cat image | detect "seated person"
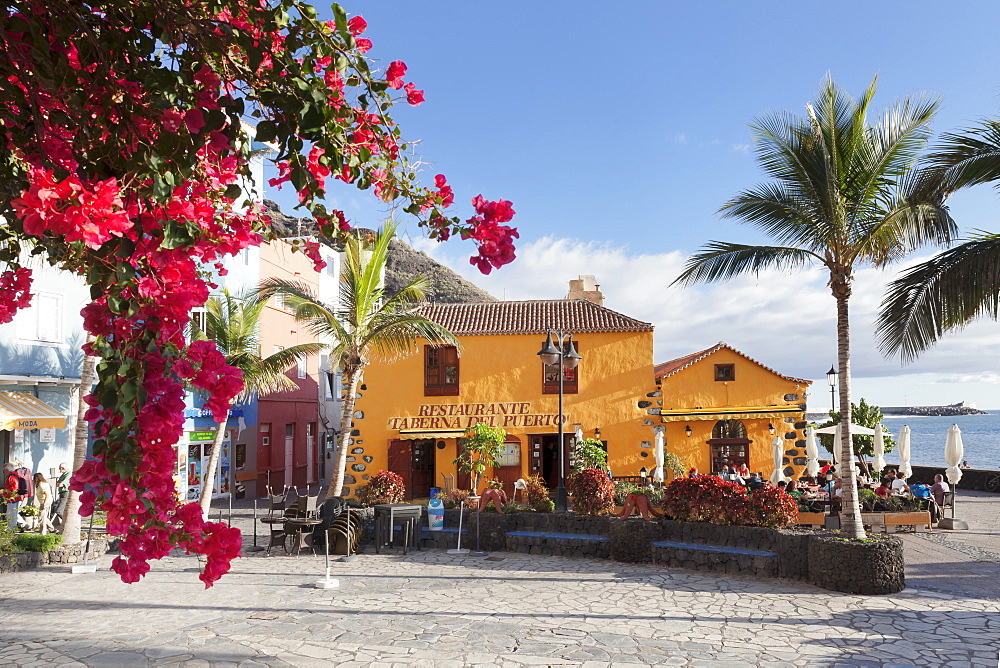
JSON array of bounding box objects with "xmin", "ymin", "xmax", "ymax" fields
[
  {"xmin": 785, "ymin": 479, "xmax": 803, "ymax": 500},
  {"xmin": 727, "ymin": 466, "xmax": 745, "ymax": 485},
  {"xmin": 890, "ymin": 471, "xmax": 909, "ymax": 494},
  {"xmin": 687, "ymin": 467, "xmax": 699, "ymax": 478},
  {"xmin": 747, "ymin": 472, "xmax": 764, "ymax": 491},
  {"xmin": 776, "ymin": 480, "xmax": 788, "ymax": 491},
  {"xmin": 875, "ymin": 478, "xmax": 892, "ymax": 498},
  {"xmin": 735, "ymin": 462, "xmax": 750, "ymax": 478},
  {"xmin": 930, "ymin": 474, "xmax": 950, "ymax": 506}
]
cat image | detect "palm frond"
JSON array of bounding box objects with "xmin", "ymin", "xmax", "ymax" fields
[
  {"xmin": 876, "ymin": 233, "xmax": 1000, "ymax": 360},
  {"xmin": 929, "ymin": 120, "xmax": 1000, "ymax": 190},
  {"xmin": 673, "ymin": 242, "xmax": 821, "ymax": 286}
]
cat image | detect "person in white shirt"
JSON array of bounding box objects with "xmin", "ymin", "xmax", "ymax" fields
[{"xmin": 890, "ymin": 471, "xmax": 909, "ymax": 494}]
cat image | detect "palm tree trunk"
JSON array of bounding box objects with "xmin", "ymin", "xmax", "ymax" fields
[
  {"xmin": 836, "ymin": 293, "xmax": 866, "ymax": 539},
  {"xmin": 327, "ymin": 367, "xmax": 362, "ymax": 499},
  {"xmin": 60, "ymin": 340, "xmax": 97, "ymax": 544},
  {"xmin": 198, "ymin": 412, "xmax": 231, "ymax": 519}
]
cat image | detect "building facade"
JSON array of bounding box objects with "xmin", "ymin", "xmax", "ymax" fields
[
  {"xmin": 344, "ymin": 297, "xmax": 657, "ymax": 499},
  {"xmin": 654, "ymin": 343, "xmax": 811, "ymax": 479}
]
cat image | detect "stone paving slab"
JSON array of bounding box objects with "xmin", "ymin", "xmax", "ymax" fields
[{"xmin": 0, "ymin": 545, "xmax": 996, "ymax": 666}]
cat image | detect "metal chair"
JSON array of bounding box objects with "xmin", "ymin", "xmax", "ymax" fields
[{"xmin": 260, "ymin": 493, "xmax": 289, "ymax": 555}]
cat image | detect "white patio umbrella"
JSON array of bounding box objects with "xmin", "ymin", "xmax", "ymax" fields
[
  {"xmin": 653, "ymin": 430, "xmax": 665, "ymax": 483},
  {"xmin": 944, "ymin": 424, "xmax": 964, "ymax": 487},
  {"xmin": 769, "ymin": 436, "xmax": 785, "ymax": 485},
  {"xmin": 897, "ymin": 425, "xmax": 912, "ymax": 477},
  {"xmin": 941, "ymin": 423, "xmax": 969, "ymax": 530},
  {"xmin": 804, "ymin": 427, "xmax": 821, "ymax": 477},
  {"xmin": 573, "ymin": 425, "xmax": 584, "ymax": 469},
  {"xmin": 832, "ymin": 423, "xmax": 842, "ymax": 474},
  {"xmin": 872, "ymin": 423, "xmax": 886, "ymax": 476}
]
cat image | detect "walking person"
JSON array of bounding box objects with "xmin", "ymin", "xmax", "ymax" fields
[
  {"xmin": 50, "ymin": 462, "xmax": 70, "ymax": 527},
  {"xmin": 33, "ymin": 473, "xmax": 55, "ymax": 534}
]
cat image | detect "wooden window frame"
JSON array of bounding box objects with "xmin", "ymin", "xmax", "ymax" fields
[
  {"xmin": 714, "ymin": 363, "xmax": 735, "ymax": 382},
  {"xmin": 424, "ymin": 345, "xmax": 459, "ymax": 396}
]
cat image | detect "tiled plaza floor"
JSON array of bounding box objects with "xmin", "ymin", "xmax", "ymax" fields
[{"xmin": 0, "ymin": 493, "xmax": 996, "ymax": 667}]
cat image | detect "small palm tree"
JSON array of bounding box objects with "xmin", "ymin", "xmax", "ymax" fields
[
  {"xmin": 192, "ymin": 290, "xmax": 322, "ymax": 517},
  {"xmin": 673, "ymin": 75, "xmax": 956, "ymax": 538},
  {"xmin": 878, "ymin": 120, "xmax": 1000, "ymax": 359},
  {"xmin": 260, "ymin": 221, "xmax": 459, "ymax": 499}
]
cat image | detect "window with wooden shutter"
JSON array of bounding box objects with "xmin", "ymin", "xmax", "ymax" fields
[
  {"xmin": 424, "ymin": 345, "xmax": 459, "ymax": 396},
  {"xmin": 542, "ymin": 340, "xmax": 579, "ymax": 394}
]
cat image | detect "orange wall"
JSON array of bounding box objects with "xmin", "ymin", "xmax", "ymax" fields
[
  {"xmin": 657, "ymin": 347, "xmax": 810, "ymax": 480},
  {"xmin": 347, "ymin": 329, "xmax": 657, "ymax": 496}
]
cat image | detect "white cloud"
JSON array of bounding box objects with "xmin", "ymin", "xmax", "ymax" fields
[
  {"xmin": 731, "ymin": 143, "xmax": 751, "ymax": 154},
  {"xmin": 669, "ymin": 133, "xmax": 689, "ymax": 145},
  {"xmin": 410, "ymin": 237, "xmax": 1000, "ymax": 407}
]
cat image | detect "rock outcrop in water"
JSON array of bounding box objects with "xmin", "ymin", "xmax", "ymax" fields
[{"xmin": 881, "ymin": 402, "xmax": 987, "ymax": 417}]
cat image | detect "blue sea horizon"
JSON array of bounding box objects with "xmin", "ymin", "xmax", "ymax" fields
[{"xmin": 806, "ymin": 410, "xmax": 999, "ymax": 469}]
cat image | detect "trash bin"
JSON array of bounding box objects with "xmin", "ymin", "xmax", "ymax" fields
[{"xmin": 427, "ymin": 497, "xmax": 444, "ymax": 531}]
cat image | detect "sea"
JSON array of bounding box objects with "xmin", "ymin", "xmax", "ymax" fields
[{"xmin": 807, "ymin": 411, "xmax": 1000, "ymax": 469}]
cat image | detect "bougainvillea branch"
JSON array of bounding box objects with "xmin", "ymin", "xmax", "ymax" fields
[{"xmin": 0, "ymin": 0, "xmax": 516, "ymax": 586}]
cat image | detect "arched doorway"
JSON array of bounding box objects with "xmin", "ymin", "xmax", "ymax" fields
[{"xmin": 707, "ymin": 419, "xmax": 751, "ymax": 473}]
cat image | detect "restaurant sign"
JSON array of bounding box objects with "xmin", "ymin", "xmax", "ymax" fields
[{"xmin": 387, "ymin": 402, "xmax": 569, "ymax": 430}]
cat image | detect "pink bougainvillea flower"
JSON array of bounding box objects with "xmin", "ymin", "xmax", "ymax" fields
[
  {"xmin": 404, "ymin": 82, "xmax": 424, "ymax": 106},
  {"xmin": 386, "ymin": 60, "xmax": 407, "ymax": 89},
  {"xmin": 347, "ymin": 15, "xmax": 367, "ymax": 35}
]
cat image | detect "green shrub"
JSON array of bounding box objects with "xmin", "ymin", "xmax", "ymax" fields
[
  {"xmin": 613, "ymin": 481, "xmax": 638, "ymax": 505},
  {"xmin": 532, "ymin": 499, "xmax": 555, "ymax": 513},
  {"xmin": 13, "ymin": 533, "xmax": 63, "ymax": 553},
  {"xmin": 524, "ymin": 474, "xmax": 550, "ymax": 506}
]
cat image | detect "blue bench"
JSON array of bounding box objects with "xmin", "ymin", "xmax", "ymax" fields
[
  {"xmin": 506, "ymin": 531, "xmax": 609, "ymax": 542},
  {"xmin": 649, "ymin": 540, "xmax": 776, "ymax": 558},
  {"xmin": 650, "ymin": 540, "xmax": 777, "ymax": 577}
]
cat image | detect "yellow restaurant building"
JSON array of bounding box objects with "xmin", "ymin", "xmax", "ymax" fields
[
  {"xmin": 654, "ymin": 343, "xmax": 812, "ymax": 480},
  {"xmin": 343, "ymin": 294, "xmax": 656, "ymax": 499},
  {"xmin": 344, "ymin": 284, "xmax": 812, "ymax": 500}
]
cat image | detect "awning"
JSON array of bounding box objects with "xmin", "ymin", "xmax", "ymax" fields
[
  {"xmin": 398, "ymin": 428, "xmax": 467, "ymax": 440},
  {"xmin": 0, "ymin": 392, "xmax": 67, "ymax": 430},
  {"xmin": 659, "ymin": 405, "xmax": 802, "ymax": 423}
]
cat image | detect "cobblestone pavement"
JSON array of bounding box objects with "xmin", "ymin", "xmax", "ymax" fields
[{"xmin": 0, "ymin": 492, "xmax": 996, "ymax": 666}]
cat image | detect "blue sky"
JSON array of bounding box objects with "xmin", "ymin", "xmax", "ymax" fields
[{"xmin": 267, "ymin": 1, "xmax": 1000, "ymax": 409}]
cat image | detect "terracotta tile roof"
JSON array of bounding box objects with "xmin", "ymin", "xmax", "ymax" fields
[
  {"xmin": 654, "ymin": 342, "xmax": 811, "ymax": 385},
  {"xmin": 414, "ymin": 300, "xmax": 653, "ymax": 336}
]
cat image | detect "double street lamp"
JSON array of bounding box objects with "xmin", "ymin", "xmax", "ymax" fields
[{"xmin": 537, "ymin": 330, "xmax": 582, "ymax": 512}]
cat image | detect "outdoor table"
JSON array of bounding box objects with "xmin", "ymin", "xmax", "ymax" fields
[
  {"xmin": 285, "ymin": 518, "xmax": 322, "ymax": 555},
  {"xmin": 374, "ymin": 504, "xmax": 422, "ymax": 554}
]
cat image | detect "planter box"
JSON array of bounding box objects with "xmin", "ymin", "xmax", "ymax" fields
[
  {"xmin": 883, "ymin": 511, "xmax": 932, "ymax": 532},
  {"xmin": 797, "ymin": 512, "xmax": 826, "ymax": 528},
  {"xmin": 860, "ymin": 513, "xmax": 886, "ymax": 531},
  {"xmin": 807, "ymin": 534, "xmax": 905, "ymax": 594}
]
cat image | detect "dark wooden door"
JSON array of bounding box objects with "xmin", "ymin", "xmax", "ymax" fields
[
  {"xmin": 387, "ymin": 439, "xmax": 412, "ymax": 496},
  {"xmin": 410, "ymin": 439, "xmax": 434, "ymax": 498},
  {"xmin": 495, "ymin": 439, "xmax": 522, "ymax": 498}
]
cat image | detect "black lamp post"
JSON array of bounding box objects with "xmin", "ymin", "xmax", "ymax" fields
[
  {"xmin": 826, "ymin": 365, "xmax": 839, "ymax": 469},
  {"xmin": 537, "ymin": 330, "xmax": 581, "ymax": 512}
]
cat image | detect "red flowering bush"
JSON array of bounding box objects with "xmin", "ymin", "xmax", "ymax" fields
[
  {"xmin": 355, "ymin": 470, "xmax": 406, "ymax": 506},
  {"xmin": 745, "ymin": 486, "xmax": 799, "ymax": 528},
  {"xmin": 567, "ymin": 468, "xmax": 615, "ymax": 516},
  {"xmin": 0, "ymin": 0, "xmax": 516, "ymax": 586},
  {"xmin": 662, "ymin": 477, "xmax": 799, "ymax": 528},
  {"xmin": 523, "ymin": 475, "xmax": 554, "ymax": 513},
  {"xmin": 662, "ymin": 476, "xmax": 749, "ymax": 525}
]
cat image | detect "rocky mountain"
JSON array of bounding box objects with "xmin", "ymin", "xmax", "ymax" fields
[{"xmin": 262, "ymin": 199, "xmax": 496, "ymax": 304}]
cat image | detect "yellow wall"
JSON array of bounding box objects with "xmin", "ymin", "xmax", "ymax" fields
[
  {"xmin": 345, "ymin": 329, "xmax": 656, "ymax": 496},
  {"xmin": 657, "ymin": 347, "xmax": 810, "ymax": 480}
]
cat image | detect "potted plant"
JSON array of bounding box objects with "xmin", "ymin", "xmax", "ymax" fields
[
  {"xmin": 18, "ymin": 504, "xmax": 39, "ymax": 531},
  {"xmin": 454, "ymin": 423, "xmax": 506, "ymax": 496},
  {"xmin": 355, "ymin": 470, "xmax": 406, "ymax": 506}
]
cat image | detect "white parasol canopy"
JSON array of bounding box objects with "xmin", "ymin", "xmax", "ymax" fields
[
  {"xmin": 770, "ymin": 436, "xmax": 785, "ymax": 484},
  {"xmin": 873, "ymin": 422, "xmax": 887, "ymax": 475},
  {"xmin": 653, "ymin": 430, "xmax": 665, "ymax": 483},
  {"xmin": 804, "ymin": 427, "xmax": 821, "ymax": 477},
  {"xmin": 944, "ymin": 423, "xmax": 964, "ymax": 486},
  {"xmin": 897, "ymin": 425, "xmax": 912, "ymax": 477},
  {"xmin": 813, "ymin": 423, "xmax": 878, "ymax": 436}
]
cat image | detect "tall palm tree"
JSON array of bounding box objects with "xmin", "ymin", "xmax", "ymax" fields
[
  {"xmin": 192, "ymin": 290, "xmax": 322, "ymax": 517},
  {"xmin": 260, "ymin": 222, "xmax": 459, "ymax": 499},
  {"xmin": 878, "ymin": 120, "xmax": 1000, "ymax": 359},
  {"xmin": 673, "ymin": 75, "xmax": 956, "ymax": 538}
]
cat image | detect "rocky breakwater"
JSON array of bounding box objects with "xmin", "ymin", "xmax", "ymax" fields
[{"xmin": 881, "ymin": 402, "xmax": 987, "ymax": 417}]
